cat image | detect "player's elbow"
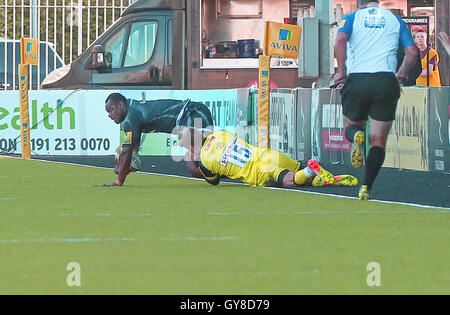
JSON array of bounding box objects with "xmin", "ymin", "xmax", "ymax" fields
[
  {"xmin": 205, "ymin": 176, "xmax": 220, "ymax": 186},
  {"xmin": 334, "ymin": 33, "xmax": 348, "ymax": 48},
  {"xmin": 405, "ymin": 45, "xmax": 419, "ymax": 58}
]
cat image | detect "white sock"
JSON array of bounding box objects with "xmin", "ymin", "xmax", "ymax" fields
[{"xmin": 303, "ymin": 166, "xmax": 315, "ymax": 178}]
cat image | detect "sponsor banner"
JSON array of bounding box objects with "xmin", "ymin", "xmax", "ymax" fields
[
  {"xmin": 311, "ymin": 88, "xmax": 351, "ymax": 165},
  {"xmin": 20, "ymin": 37, "xmax": 38, "ymax": 65},
  {"xmin": 269, "ymin": 89, "xmax": 296, "ymax": 159},
  {"xmin": 264, "ymin": 21, "xmax": 302, "ymax": 59},
  {"xmin": 322, "ymin": 103, "xmax": 344, "ymax": 129},
  {"xmin": 322, "ymin": 130, "xmax": 351, "ymax": 152},
  {"xmin": 119, "ymin": 89, "xmax": 248, "ymax": 156},
  {"xmin": 254, "ymin": 86, "xmax": 449, "ymax": 172},
  {"xmin": 125, "ymin": 132, "xmax": 180, "ymax": 156},
  {"xmin": 0, "ymin": 90, "xmax": 120, "ymax": 155},
  {"xmin": 428, "ymin": 87, "xmax": 449, "ymax": 172},
  {"xmin": 296, "ymin": 88, "xmax": 312, "ymax": 162},
  {"xmin": 385, "ymin": 88, "xmax": 429, "ymax": 171}
]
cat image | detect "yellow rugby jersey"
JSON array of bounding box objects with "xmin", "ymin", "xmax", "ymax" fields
[{"xmin": 200, "ymin": 131, "xmax": 300, "ymax": 187}]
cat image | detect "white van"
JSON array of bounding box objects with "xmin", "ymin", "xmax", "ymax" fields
[{"xmin": 0, "ymin": 38, "xmax": 64, "ymax": 89}]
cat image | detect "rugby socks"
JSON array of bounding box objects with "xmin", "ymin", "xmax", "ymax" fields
[
  {"xmin": 345, "ymin": 125, "xmax": 364, "ymax": 143},
  {"xmin": 302, "ymin": 166, "xmax": 316, "ymax": 178},
  {"xmin": 294, "ymin": 167, "xmax": 315, "ymax": 186},
  {"xmin": 364, "ymin": 146, "xmax": 386, "ymax": 190}
]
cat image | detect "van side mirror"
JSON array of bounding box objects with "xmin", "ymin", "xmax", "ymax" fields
[
  {"xmin": 90, "ymin": 45, "xmax": 107, "ymax": 71},
  {"xmin": 104, "ymin": 51, "xmax": 112, "ymax": 70}
]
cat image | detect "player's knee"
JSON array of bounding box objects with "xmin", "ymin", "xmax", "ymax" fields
[{"xmin": 369, "ymin": 134, "xmax": 387, "ymax": 148}]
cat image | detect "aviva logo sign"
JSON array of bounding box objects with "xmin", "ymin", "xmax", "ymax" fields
[
  {"xmin": 20, "ymin": 37, "xmax": 38, "ymax": 65},
  {"xmin": 264, "ymin": 21, "xmax": 302, "ymax": 59},
  {"xmin": 278, "ymin": 29, "xmax": 292, "ymax": 41}
]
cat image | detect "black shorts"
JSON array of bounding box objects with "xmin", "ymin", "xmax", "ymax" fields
[
  {"xmin": 178, "ymin": 102, "xmax": 214, "ymax": 130},
  {"xmin": 341, "ymin": 72, "xmax": 401, "ymax": 122}
]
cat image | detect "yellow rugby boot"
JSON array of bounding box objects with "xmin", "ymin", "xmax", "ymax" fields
[
  {"xmin": 351, "ymin": 130, "xmax": 365, "ymax": 168},
  {"xmin": 358, "ymin": 185, "xmax": 370, "ymax": 200},
  {"xmin": 311, "ymin": 176, "xmax": 325, "ymax": 187},
  {"xmin": 333, "ymin": 175, "xmax": 359, "ymax": 186},
  {"xmin": 307, "ymin": 159, "xmax": 335, "ymax": 184}
]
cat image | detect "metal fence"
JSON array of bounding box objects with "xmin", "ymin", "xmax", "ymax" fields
[{"xmin": 0, "ymin": 0, "xmax": 136, "ymax": 90}]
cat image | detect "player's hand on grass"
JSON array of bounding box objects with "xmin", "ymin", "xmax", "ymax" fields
[{"xmin": 102, "ymin": 180, "xmax": 122, "ymax": 187}]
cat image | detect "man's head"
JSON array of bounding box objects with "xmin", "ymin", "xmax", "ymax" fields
[
  {"xmin": 414, "ymin": 30, "xmax": 427, "ymax": 47},
  {"xmin": 105, "ymin": 93, "xmax": 127, "ymax": 124}
]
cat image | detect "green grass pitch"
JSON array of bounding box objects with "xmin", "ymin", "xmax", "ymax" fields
[{"xmin": 0, "ymin": 157, "xmax": 449, "ymax": 294}]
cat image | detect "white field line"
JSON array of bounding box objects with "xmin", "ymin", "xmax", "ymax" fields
[
  {"xmin": 0, "ymin": 236, "xmax": 237, "ymax": 245},
  {"xmin": 0, "ymin": 176, "xmax": 39, "ymax": 178},
  {"xmin": 0, "ymin": 208, "xmax": 448, "ymax": 219},
  {"xmin": 5, "ymin": 156, "xmax": 450, "ymax": 211}
]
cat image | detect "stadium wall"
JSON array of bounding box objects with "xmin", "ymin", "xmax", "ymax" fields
[
  {"xmin": 251, "ymin": 86, "xmax": 450, "ymax": 173},
  {"xmin": 0, "ymin": 88, "xmax": 250, "ymax": 157},
  {"xmin": 1, "ymin": 86, "xmax": 448, "ymax": 173}
]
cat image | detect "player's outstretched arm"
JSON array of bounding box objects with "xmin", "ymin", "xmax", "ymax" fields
[{"xmin": 103, "ymin": 144, "xmax": 135, "ymax": 186}]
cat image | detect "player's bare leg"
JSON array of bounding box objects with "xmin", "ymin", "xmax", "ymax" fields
[
  {"xmin": 281, "ymin": 160, "xmax": 337, "ymax": 188},
  {"xmin": 358, "ymin": 118, "xmax": 393, "ymax": 200}
]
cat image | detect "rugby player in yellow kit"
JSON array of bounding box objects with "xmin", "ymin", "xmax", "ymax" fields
[{"xmin": 179, "ymin": 127, "xmax": 358, "ymax": 188}]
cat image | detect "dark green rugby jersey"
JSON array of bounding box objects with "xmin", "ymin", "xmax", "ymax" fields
[{"xmin": 120, "ymin": 99, "xmax": 213, "ymax": 146}]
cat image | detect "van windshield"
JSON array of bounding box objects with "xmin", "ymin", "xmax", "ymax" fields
[
  {"xmin": 124, "ymin": 21, "xmax": 158, "ymax": 67},
  {"xmin": 104, "ymin": 21, "xmax": 158, "ymax": 69}
]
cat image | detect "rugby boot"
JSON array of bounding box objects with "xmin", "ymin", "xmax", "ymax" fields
[
  {"xmin": 358, "ymin": 185, "xmax": 370, "ymax": 200},
  {"xmin": 351, "ymin": 130, "xmax": 365, "ymax": 168},
  {"xmin": 307, "ymin": 159, "xmax": 336, "ymax": 184}
]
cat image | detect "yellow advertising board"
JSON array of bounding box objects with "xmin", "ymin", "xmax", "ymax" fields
[
  {"xmin": 20, "ymin": 37, "xmax": 39, "ymax": 65},
  {"xmin": 263, "ymin": 21, "xmax": 302, "ymax": 59},
  {"xmin": 384, "ymin": 88, "xmax": 428, "ymax": 171},
  {"xmin": 18, "ymin": 37, "xmax": 38, "ymax": 159},
  {"xmin": 258, "ymin": 55, "xmax": 271, "ymax": 148},
  {"xmin": 18, "ymin": 64, "xmax": 31, "ymax": 159}
]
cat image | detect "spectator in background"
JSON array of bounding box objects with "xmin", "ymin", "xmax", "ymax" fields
[
  {"xmin": 437, "ymin": 32, "xmax": 450, "ymax": 56},
  {"xmin": 414, "ymin": 30, "xmax": 441, "ymax": 86}
]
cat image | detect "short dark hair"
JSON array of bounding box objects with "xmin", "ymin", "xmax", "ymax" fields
[
  {"xmin": 105, "ymin": 93, "xmax": 127, "ymax": 105},
  {"xmin": 358, "ymin": 0, "xmax": 378, "ymax": 5}
]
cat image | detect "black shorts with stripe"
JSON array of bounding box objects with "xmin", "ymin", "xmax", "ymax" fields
[{"xmin": 341, "ymin": 72, "xmax": 401, "ymax": 122}]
